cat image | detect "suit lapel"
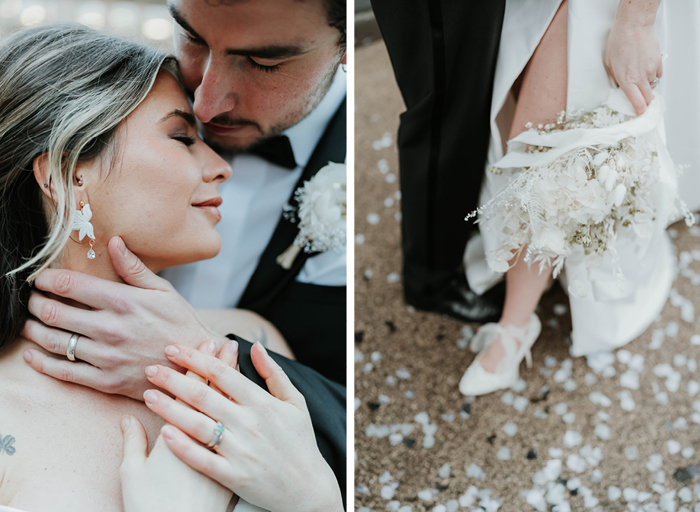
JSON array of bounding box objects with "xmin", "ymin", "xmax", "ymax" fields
[{"xmin": 238, "ymin": 98, "xmax": 346, "ymax": 309}]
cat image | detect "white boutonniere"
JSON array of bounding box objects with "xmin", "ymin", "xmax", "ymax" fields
[{"xmin": 276, "ymin": 162, "xmax": 346, "ymax": 269}]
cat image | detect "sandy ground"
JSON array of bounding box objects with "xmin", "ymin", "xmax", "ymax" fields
[{"xmin": 354, "ymin": 40, "xmax": 700, "ymax": 512}]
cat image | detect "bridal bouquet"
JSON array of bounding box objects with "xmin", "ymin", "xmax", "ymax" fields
[
  {"xmin": 469, "ymin": 91, "xmax": 691, "ymax": 279},
  {"xmin": 277, "ymin": 161, "xmax": 346, "ymax": 269}
]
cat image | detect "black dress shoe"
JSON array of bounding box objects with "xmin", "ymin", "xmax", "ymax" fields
[{"xmin": 405, "ymin": 273, "xmax": 504, "ymax": 323}]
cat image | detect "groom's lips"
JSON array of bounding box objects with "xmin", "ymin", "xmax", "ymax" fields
[
  {"xmin": 204, "ymin": 122, "xmax": 251, "ymax": 137},
  {"xmin": 193, "ymin": 197, "xmax": 223, "ymax": 222}
]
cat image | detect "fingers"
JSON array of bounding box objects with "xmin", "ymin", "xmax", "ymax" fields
[
  {"xmin": 160, "ymin": 425, "xmax": 231, "ymax": 487},
  {"xmin": 145, "ymin": 363, "xmax": 233, "ymax": 418},
  {"xmin": 619, "ymin": 81, "xmax": 647, "ymax": 115},
  {"xmin": 108, "ymin": 236, "xmax": 172, "ymax": 292},
  {"xmin": 183, "ymin": 340, "xmax": 217, "ymax": 386},
  {"xmin": 163, "ymin": 344, "xmax": 265, "ymax": 405},
  {"xmin": 250, "ymin": 342, "xmax": 306, "ymax": 410},
  {"xmin": 143, "ymin": 388, "xmax": 228, "ymax": 447},
  {"xmin": 21, "ymin": 319, "xmax": 97, "ymax": 363},
  {"xmin": 27, "ymin": 291, "xmax": 103, "ymax": 337},
  {"xmin": 22, "ymin": 348, "xmax": 113, "ymax": 391},
  {"xmin": 638, "ymin": 79, "xmax": 655, "ymax": 105},
  {"xmin": 217, "ymin": 340, "xmax": 239, "ymax": 370},
  {"xmin": 120, "ymin": 415, "xmax": 148, "ymax": 471},
  {"xmin": 33, "ymin": 269, "xmax": 117, "ymax": 310},
  {"xmin": 210, "ymin": 341, "xmax": 239, "ymax": 395}
]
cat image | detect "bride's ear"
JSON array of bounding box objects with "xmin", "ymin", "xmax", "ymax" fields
[
  {"xmin": 33, "ymin": 154, "xmax": 88, "ymax": 205},
  {"xmin": 32, "ymin": 153, "xmax": 55, "ymax": 201}
]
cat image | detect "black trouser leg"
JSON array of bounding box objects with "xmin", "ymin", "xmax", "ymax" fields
[{"xmin": 371, "ymin": 0, "xmax": 506, "ymax": 300}]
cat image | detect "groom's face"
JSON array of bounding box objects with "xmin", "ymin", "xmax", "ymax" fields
[{"xmin": 168, "ymin": 0, "xmax": 344, "ymax": 151}]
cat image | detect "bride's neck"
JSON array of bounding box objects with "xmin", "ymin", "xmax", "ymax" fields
[{"xmin": 53, "ymin": 238, "xmax": 128, "ymax": 284}]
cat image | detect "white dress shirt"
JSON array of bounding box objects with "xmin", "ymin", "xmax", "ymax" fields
[{"xmin": 161, "ymin": 69, "xmax": 347, "ymax": 308}]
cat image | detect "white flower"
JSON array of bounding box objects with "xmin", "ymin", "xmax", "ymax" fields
[
  {"xmin": 610, "ymin": 183, "xmax": 627, "ymax": 208},
  {"xmin": 532, "ymin": 228, "xmax": 568, "ymax": 255},
  {"xmin": 290, "ymin": 162, "xmax": 346, "ymax": 253},
  {"xmin": 471, "ymin": 99, "xmax": 689, "ymax": 282},
  {"xmin": 72, "ymin": 204, "xmax": 95, "ymax": 241}
]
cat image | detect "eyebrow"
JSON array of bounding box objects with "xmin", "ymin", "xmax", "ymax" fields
[
  {"xmin": 167, "ymin": 2, "xmax": 308, "ymax": 60},
  {"xmin": 168, "ymin": 2, "xmax": 207, "ymax": 44},
  {"xmin": 159, "ymin": 109, "xmax": 197, "ymax": 127}
]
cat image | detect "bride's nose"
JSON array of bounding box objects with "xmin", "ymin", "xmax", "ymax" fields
[{"xmin": 201, "ymin": 145, "xmax": 232, "ymax": 183}]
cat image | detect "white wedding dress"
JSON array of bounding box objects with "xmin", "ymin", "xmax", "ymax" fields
[{"xmin": 465, "ymin": 0, "xmax": 700, "ymax": 356}]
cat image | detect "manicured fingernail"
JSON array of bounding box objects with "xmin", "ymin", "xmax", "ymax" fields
[
  {"xmin": 23, "ymin": 350, "xmax": 32, "ymax": 363},
  {"xmin": 226, "ymin": 341, "xmax": 237, "ymax": 354},
  {"xmin": 118, "ymin": 236, "xmax": 128, "ymax": 257},
  {"xmin": 207, "ymin": 340, "xmax": 216, "ymax": 353},
  {"xmin": 164, "ymin": 345, "xmax": 179, "ymax": 357},
  {"xmin": 121, "ymin": 415, "xmax": 131, "ymax": 432},
  {"xmin": 143, "ymin": 390, "xmax": 158, "ymax": 403},
  {"xmin": 256, "ymin": 341, "xmax": 268, "ymax": 355},
  {"xmin": 145, "ymin": 365, "xmax": 158, "ymax": 377},
  {"xmin": 161, "ymin": 425, "xmax": 173, "ymax": 439}
]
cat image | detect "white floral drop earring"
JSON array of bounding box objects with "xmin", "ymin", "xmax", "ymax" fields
[{"xmin": 73, "ymin": 200, "xmax": 96, "ymax": 259}]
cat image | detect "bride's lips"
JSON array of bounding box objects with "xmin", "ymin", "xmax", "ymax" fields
[
  {"xmin": 204, "ymin": 122, "xmax": 253, "ymax": 137},
  {"xmin": 193, "ymin": 196, "xmax": 223, "ymax": 222}
]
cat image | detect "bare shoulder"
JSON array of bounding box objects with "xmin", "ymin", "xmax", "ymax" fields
[{"xmin": 0, "ymin": 378, "xmax": 24, "ymax": 506}]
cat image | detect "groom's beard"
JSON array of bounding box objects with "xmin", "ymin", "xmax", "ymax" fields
[
  {"xmin": 200, "ymin": 115, "xmax": 289, "ymax": 154},
  {"xmin": 195, "ymin": 58, "xmax": 340, "ymax": 153}
]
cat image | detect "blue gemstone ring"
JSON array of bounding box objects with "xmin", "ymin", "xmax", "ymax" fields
[{"xmin": 207, "ymin": 421, "xmax": 225, "ymax": 449}]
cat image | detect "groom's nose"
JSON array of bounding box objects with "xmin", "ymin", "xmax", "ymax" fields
[{"xmin": 192, "ymin": 57, "xmax": 237, "ymax": 124}]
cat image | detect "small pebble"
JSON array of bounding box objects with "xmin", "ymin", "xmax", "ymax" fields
[
  {"xmin": 503, "ymin": 423, "xmax": 518, "ymax": 437},
  {"xmin": 497, "ymin": 446, "xmax": 511, "ymax": 460},
  {"xmin": 669, "ymin": 440, "xmax": 682, "ymax": 455},
  {"xmin": 594, "ymin": 423, "xmax": 611, "ymax": 440},
  {"xmin": 367, "ymin": 213, "xmax": 380, "ymax": 225},
  {"xmin": 608, "ymin": 486, "xmax": 622, "ymax": 500}
]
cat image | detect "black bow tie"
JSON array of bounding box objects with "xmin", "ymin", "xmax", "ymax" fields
[{"xmin": 245, "ymin": 135, "xmax": 297, "ymax": 170}]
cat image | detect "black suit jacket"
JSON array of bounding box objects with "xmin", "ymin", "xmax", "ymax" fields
[
  {"xmin": 230, "ymin": 335, "xmax": 347, "ymax": 508},
  {"xmin": 238, "ymin": 99, "xmax": 347, "ymax": 385}
]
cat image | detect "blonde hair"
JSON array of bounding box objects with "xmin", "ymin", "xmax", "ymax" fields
[{"xmin": 0, "ymin": 23, "xmax": 178, "ymax": 348}]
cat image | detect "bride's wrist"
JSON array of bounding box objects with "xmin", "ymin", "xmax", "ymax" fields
[{"xmin": 615, "ymin": 0, "xmax": 660, "ymax": 27}]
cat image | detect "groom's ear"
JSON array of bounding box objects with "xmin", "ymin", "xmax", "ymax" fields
[
  {"xmin": 32, "ymin": 153, "xmax": 57, "ymax": 201},
  {"xmin": 340, "ymin": 52, "xmax": 346, "ymax": 66}
]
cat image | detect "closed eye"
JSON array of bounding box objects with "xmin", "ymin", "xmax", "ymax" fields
[
  {"xmin": 249, "ymin": 58, "xmax": 281, "ymax": 74},
  {"xmin": 183, "ymin": 31, "xmax": 205, "ymax": 46},
  {"xmin": 173, "ymin": 135, "xmax": 196, "ymax": 147}
]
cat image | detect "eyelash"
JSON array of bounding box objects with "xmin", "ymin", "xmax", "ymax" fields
[
  {"xmin": 248, "ymin": 59, "xmax": 281, "ymax": 74},
  {"xmin": 174, "ymin": 135, "xmax": 196, "ymax": 147},
  {"xmin": 182, "ymin": 32, "xmax": 282, "ymax": 74},
  {"xmin": 184, "ymin": 32, "xmax": 202, "ymax": 45}
]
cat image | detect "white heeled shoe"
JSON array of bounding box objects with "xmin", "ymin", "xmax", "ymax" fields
[{"xmin": 459, "ymin": 314, "xmax": 541, "ymax": 397}]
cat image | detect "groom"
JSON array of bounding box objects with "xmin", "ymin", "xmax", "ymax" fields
[
  {"xmin": 22, "ymin": 0, "xmax": 347, "ymax": 384},
  {"xmin": 159, "ymin": 0, "xmax": 347, "ymax": 385}
]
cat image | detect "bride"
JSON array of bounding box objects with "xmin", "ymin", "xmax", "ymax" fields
[
  {"xmin": 0, "ymin": 24, "xmax": 342, "ymax": 512},
  {"xmin": 459, "ymin": 0, "xmax": 689, "ymax": 396}
]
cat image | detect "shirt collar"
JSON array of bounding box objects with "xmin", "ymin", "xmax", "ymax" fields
[{"xmin": 284, "ymin": 67, "xmax": 346, "ymax": 169}]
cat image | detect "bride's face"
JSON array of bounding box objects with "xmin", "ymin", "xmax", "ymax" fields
[{"xmin": 80, "ymin": 70, "xmax": 231, "ymax": 271}]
